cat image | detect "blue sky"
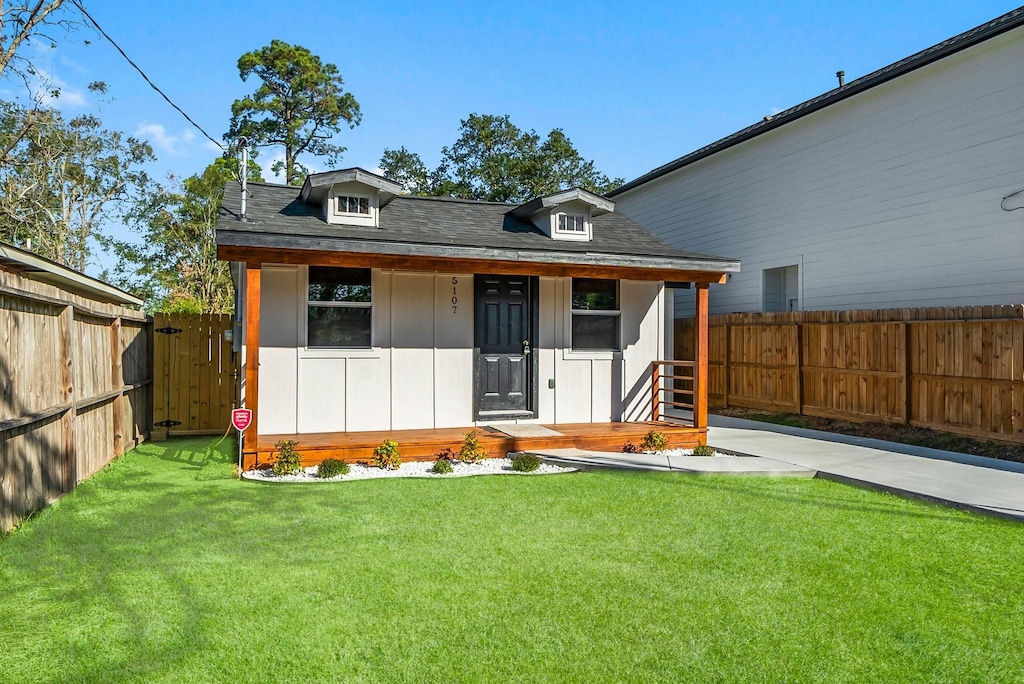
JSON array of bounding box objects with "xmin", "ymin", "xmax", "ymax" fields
[{"xmin": 11, "ymin": 0, "xmax": 1021, "ymax": 273}]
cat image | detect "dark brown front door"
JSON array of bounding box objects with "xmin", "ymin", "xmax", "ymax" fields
[{"xmin": 474, "ymin": 275, "xmax": 534, "ymax": 417}]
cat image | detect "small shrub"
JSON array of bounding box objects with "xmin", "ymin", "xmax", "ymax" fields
[
  {"xmin": 622, "ymin": 441, "xmax": 640, "ymax": 453},
  {"xmin": 317, "ymin": 458, "xmax": 350, "ymax": 478},
  {"xmin": 435, "ymin": 447, "xmax": 455, "ymax": 461},
  {"xmin": 459, "ymin": 430, "xmax": 486, "ymax": 464},
  {"xmin": 272, "ymin": 440, "xmax": 303, "ymax": 476},
  {"xmin": 691, "ymin": 444, "xmax": 714, "ymax": 457},
  {"xmin": 640, "ymin": 430, "xmax": 669, "ymax": 452},
  {"xmin": 511, "ymin": 453, "xmax": 541, "ymax": 472},
  {"xmin": 372, "ymin": 439, "xmax": 401, "ymax": 470},
  {"xmin": 430, "ymin": 458, "xmax": 453, "ymax": 475}
]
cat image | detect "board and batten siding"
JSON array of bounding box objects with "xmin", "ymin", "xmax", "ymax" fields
[
  {"xmin": 244, "ymin": 265, "xmax": 667, "ymax": 434},
  {"xmin": 615, "ymin": 28, "xmax": 1024, "ymax": 317}
]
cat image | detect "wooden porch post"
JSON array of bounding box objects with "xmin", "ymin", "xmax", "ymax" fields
[
  {"xmin": 694, "ymin": 283, "xmax": 710, "ymax": 443},
  {"xmin": 243, "ymin": 263, "xmax": 261, "ymax": 460}
]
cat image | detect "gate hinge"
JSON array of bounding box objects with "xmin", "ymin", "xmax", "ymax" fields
[{"xmin": 155, "ymin": 326, "xmax": 183, "ymax": 334}]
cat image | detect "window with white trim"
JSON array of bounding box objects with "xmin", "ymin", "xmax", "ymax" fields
[
  {"xmin": 307, "ymin": 266, "xmax": 371, "ymax": 347},
  {"xmin": 336, "ymin": 195, "xmax": 370, "ymax": 215},
  {"xmin": 558, "ymin": 214, "xmax": 586, "ymax": 233},
  {"xmin": 571, "ymin": 278, "xmax": 620, "ymax": 350}
]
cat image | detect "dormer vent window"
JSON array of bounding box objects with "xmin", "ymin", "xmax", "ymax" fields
[
  {"xmin": 558, "ymin": 214, "xmax": 587, "ymax": 233},
  {"xmin": 508, "ymin": 188, "xmax": 614, "ymax": 243},
  {"xmin": 337, "ymin": 196, "xmax": 370, "ymax": 215}
]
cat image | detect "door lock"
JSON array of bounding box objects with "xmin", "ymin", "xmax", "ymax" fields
[{"xmin": 522, "ymin": 339, "xmax": 531, "ymax": 355}]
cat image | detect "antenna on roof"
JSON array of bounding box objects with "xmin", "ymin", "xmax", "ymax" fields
[
  {"xmin": 836, "ymin": 70, "xmax": 846, "ymax": 87},
  {"xmin": 239, "ymin": 137, "xmax": 249, "ymax": 222}
]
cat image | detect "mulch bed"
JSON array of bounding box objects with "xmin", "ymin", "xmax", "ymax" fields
[{"xmin": 714, "ymin": 407, "xmax": 1024, "ymax": 465}]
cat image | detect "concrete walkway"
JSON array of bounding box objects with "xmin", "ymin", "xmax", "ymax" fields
[
  {"xmin": 530, "ymin": 447, "xmax": 814, "ymax": 477},
  {"xmin": 708, "ymin": 415, "xmax": 1024, "ymax": 520}
]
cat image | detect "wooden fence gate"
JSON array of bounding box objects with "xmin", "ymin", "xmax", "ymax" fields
[{"xmin": 152, "ymin": 313, "xmax": 238, "ymax": 438}]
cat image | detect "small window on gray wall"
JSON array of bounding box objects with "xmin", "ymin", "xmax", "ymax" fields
[
  {"xmin": 571, "ymin": 278, "xmax": 620, "ymax": 350},
  {"xmin": 763, "ymin": 265, "xmax": 799, "ymax": 312},
  {"xmin": 308, "ymin": 266, "xmax": 371, "ymax": 347}
]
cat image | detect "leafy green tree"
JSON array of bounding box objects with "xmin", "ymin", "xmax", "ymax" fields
[
  {"xmin": 105, "ymin": 156, "xmax": 263, "ymax": 313},
  {"xmin": 380, "ymin": 113, "xmax": 622, "ymax": 203},
  {"xmin": 0, "ymin": 2, "xmax": 90, "ymax": 165},
  {"xmin": 226, "ymin": 40, "xmax": 361, "ymax": 186},
  {"xmin": 378, "ymin": 146, "xmax": 429, "ymax": 195},
  {"xmin": 0, "ymin": 106, "xmax": 154, "ymax": 271}
]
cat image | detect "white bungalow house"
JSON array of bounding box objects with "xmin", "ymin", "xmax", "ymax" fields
[
  {"xmin": 216, "ymin": 168, "xmax": 740, "ymax": 467},
  {"xmin": 610, "ymin": 6, "xmax": 1024, "ymax": 316}
]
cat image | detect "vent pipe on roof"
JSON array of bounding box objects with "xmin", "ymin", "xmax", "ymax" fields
[
  {"xmin": 836, "ymin": 70, "xmax": 846, "ymax": 87},
  {"xmin": 239, "ymin": 137, "xmax": 249, "ymax": 222}
]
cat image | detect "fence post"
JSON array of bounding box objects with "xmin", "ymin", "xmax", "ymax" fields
[
  {"xmin": 110, "ymin": 317, "xmax": 124, "ymax": 459},
  {"xmin": 723, "ymin": 322, "xmax": 730, "ymax": 408},
  {"xmin": 901, "ymin": 321, "xmax": 910, "ymax": 424},
  {"xmin": 58, "ymin": 305, "xmax": 76, "ymax": 490},
  {"xmin": 794, "ymin": 321, "xmax": 803, "ymax": 415}
]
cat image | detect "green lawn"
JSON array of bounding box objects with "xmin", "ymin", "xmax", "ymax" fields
[{"xmin": 1, "ymin": 438, "xmax": 1022, "ymax": 683}]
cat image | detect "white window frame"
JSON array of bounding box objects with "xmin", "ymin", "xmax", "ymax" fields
[
  {"xmin": 335, "ymin": 194, "xmax": 371, "ymax": 216},
  {"xmin": 570, "ymin": 278, "xmax": 621, "ymax": 352},
  {"xmin": 759, "ymin": 256, "xmax": 803, "ymax": 313},
  {"xmin": 557, "ymin": 213, "xmax": 587, "ymax": 234},
  {"xmin": 306, "ymin": 266, "xmax": 373, "ymax": 350}
]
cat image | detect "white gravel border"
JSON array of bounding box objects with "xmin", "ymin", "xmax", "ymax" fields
[{"xmin": 242, "ymin": 455, "xmax": 576, "ymax": 483}]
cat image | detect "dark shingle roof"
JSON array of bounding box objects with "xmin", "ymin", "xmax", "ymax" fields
[
  {"xmin": 610, "ymin": 6, "xmax": 1024, "ymax": 197},
  {"xmin": 217, "ymin": 181, "xmax": 739, "ymax": 272}
]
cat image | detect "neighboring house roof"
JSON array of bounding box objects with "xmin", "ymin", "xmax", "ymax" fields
[
  {"xmin": 609, "ymin": 5, "xmax": 1024, "ymax": 197},
  {"xmin": 217, "ymin": 181, "xmax": 740, "ymax": 274},
  {"xmin": 0, "ymin": 241, "xmax": 143, "ymax": 306}
]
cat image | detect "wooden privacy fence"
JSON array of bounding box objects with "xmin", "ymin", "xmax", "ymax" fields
[
  {"xmin": 1, "ymin": 269, "xmax": 151, "ymax": 533},
  {"xmin": 676, "ymin": 306, "xmax": 1024, "ymax": 444},
  {"xmin": 152, "ymin": 313, "xmax": 238, "ymax": 438}
]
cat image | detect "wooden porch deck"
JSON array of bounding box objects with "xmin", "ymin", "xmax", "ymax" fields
[{"xmin": 249, "ymin": 420, "xmax": 702, "ymax": 469}]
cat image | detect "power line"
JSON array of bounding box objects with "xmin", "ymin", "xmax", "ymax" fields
[{"xmin": 71, "ymin": 0, "xmax": 225, "ymax": 151}]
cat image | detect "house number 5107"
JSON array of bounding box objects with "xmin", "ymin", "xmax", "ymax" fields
[{"xmin": 451, "ymin": 277, "xmax": 458, "ymax": 314}]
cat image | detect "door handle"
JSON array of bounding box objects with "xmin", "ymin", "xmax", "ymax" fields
[{"xmin": 522, "ymin": 339, "xmax": 531, "ymax": 355}]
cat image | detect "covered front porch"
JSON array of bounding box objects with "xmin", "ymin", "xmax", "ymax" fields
[{"xmin": 249, "ymin": 417, "xmax": 703, "ymax": 469}]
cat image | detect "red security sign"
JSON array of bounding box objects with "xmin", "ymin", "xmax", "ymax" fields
[{"xmin": 231, "ymin": 408, "xmax": 253, "ymax": 432}]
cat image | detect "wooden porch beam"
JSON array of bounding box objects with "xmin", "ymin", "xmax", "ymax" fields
[
  {"xmin": 218, "ymin": 244, "xmax": 728, "ymax": 285},
  {"xmin": 243, "ymin": 263, "xmax": 261, "ymax": 455},
  {"xmin": 694, "ymin": 283, "xmax": 710, "ymax": 443}
]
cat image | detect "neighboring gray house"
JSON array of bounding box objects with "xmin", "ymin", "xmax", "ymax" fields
[{"xmin": 610, "ymin": 7, "xmax": 1024, "ymax": 316}]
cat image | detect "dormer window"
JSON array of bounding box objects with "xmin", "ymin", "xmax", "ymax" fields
[
  {"xmin": 301, "ymin": 168, "xmax": 401, "ymax": 228},
  {"xmin": 558, "ymin": 214, "xmax": 587, "ymax": 233},
  {"xmin": 509, "ymin": 188, "xmax": 614, "ymax": 243},
  {"xmin": 337, "ymin": 195, "xmax": 370, "ymax": 215}
]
